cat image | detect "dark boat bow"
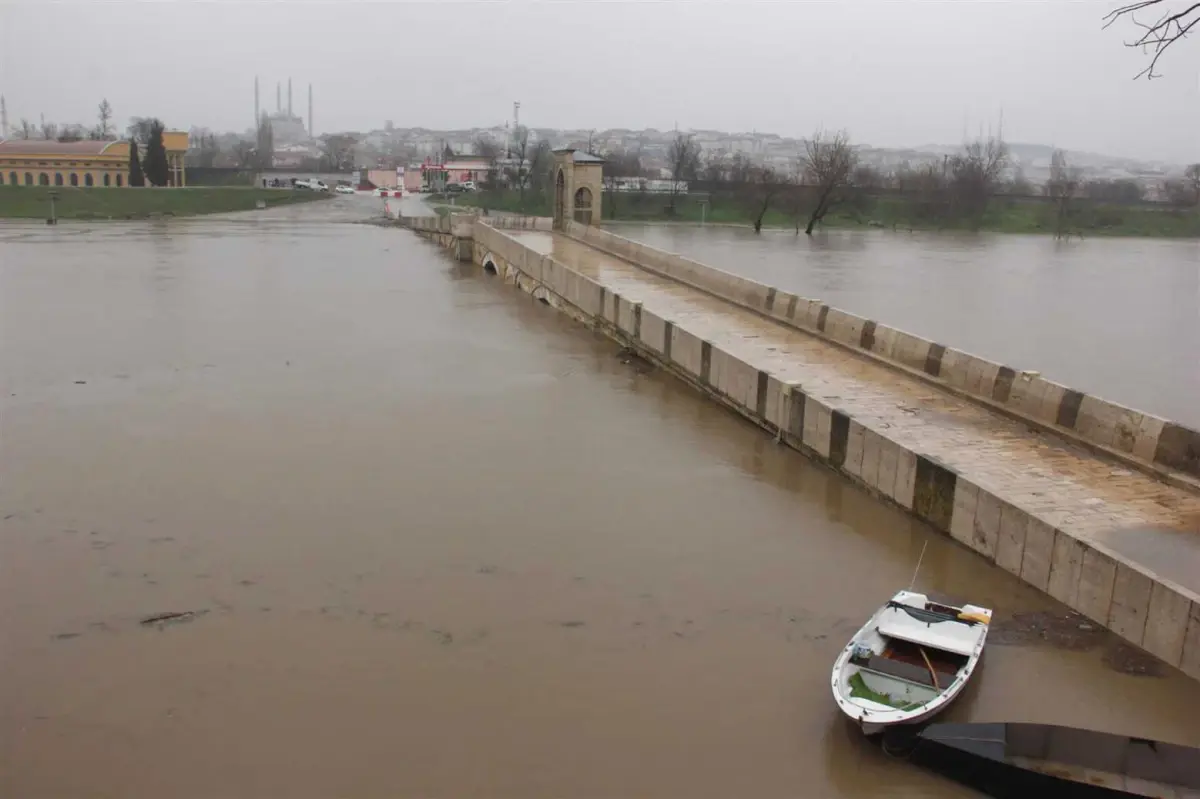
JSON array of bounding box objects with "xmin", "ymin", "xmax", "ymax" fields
[{"xmin": 904, "ymin": 722, "xmax": 1200, "ymax": 798}]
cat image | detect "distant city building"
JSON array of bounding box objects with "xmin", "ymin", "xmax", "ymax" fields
[{"xmin": 0, "ymin": 132, "xmax": 189, "ymax": 187}]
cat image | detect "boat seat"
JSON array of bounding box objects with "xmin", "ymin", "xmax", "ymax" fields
[{"xmin": 866, "ymin": 656, "xmax": 955, "ymax": 689}]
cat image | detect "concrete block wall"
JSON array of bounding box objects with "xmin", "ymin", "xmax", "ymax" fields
[
  {"xmin": 564, "ymin": 222, "xmax": 1200, "ymax": 486},
  {"xmin": 469, "ymin": 222, "xmax": 1200, "ymax": 683}
]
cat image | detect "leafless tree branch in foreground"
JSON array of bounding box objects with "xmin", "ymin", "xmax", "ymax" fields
[{"xmin": 1103, "ymin": 1, "xmax": 1200, "ymax": 78}]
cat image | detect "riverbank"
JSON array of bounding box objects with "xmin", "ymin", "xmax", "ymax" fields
[
  {"xmin": 0, "ymin": 186, "xmax": 331, "ymax": 220},
  {"xmin": 431, "ymin": 190, "xmax": 1200, "ymax": 239}
]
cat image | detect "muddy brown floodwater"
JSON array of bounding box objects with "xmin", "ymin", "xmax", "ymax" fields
[{"xmin": 2, "ymin": 199, "xmax": 1199, "ymax": 798}]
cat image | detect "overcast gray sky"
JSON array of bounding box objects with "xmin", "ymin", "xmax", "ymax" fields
[{"xmin": 2, "ymin": 0, "xmax": 1198, "ymax": 162}]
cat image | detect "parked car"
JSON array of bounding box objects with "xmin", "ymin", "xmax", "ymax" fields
[
  {"xmin": 294, "ymin": 179, "xmax": 329, "ymax": 192},
  {"xmin": 445, "ymin": 183, "xmax": 467, "ymax": 194},
  {"xmin": 335, "ymin": 185, "xmax": 354, "ymax": 195}
]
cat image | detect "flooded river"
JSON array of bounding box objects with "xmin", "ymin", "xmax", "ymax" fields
[
  {"xmin": 613, "ymin": 224, "xmax": 1200, "ymax": 428},
  {"xmin": 3, "ymin": 199, "xmax": 1199, "ymax": 798}
]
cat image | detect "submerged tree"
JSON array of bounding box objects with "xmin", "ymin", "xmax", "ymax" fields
[
  {"xmin": 801, "ymin": 130, "xmax": 858, "ymax": 235},
  {"xmin": 1045, "ymin": 149, "xmax": 1084, "ymax": 239}
]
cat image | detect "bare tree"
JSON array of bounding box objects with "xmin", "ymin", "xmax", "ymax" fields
[
  {"xmin": 526, "ymin": 139, "xmax": 552, "ymax": 195},
  {"xmin": 473, "ymin": 136, "xmax": 500, "ymax": 161},
  {"xmin": 1163, "ymin": 178, "xmax": 1196, "ymax": 207},
  {"xmin": 320, "ymin": 133, "xmax": 358, "ymax": 172},
  {"xmin": 1103, "ymin": 1, "xmax": 1200, "ymax": 78},
  {"xmin": 740, "ymin": 167, "xmax": 782, "ymax": 233},
  {"xmin": 233, "ymin": 140, "xmax": 256, "ymax": 170},
  {"xmin": 1084, "ymin": 178, "xmax": 1144, "ymax": 203},
  {"xmin": 701, "ymin": 152, "xmax": 728, "ymax": 183},
  {"xmin": 667, "ymin": 133, "xmax": 700, "ymax": 213},
  {"xmin": 601, "ymin": 148, "xmax": 644, "ymax": 218},
  {"xmin": 1007, "ymin": 167, "xmax": 1035, "ymax": 196},
  {"xmin": 126, "ymin": 117, "xmax": 156, "ymax": 145},
  {"xmin": 947, "ymin": 136, "xmax": 1008, "ymax": 224},
  {"xmin": 508, "ymin": 125, "xmax": 532, "ymax": 203},
  {"xmin": 1185, "ymin": 163, "xmax": 1200, "ymax": 204},
  {"xmin": 800, "ymin": 129, "xmax": 858, "ymax": 235},
  {"xmin": 39, "ymin": 120, "xmax": 58, "ymax": 140},
  {"xmin": 1045, "ymin": 149, "xmax": 1084, "ymax": 238},
  {"xmin": 56, "ymin": 124, "xmax": 85, "ymax": 143},
  {"xmin": 603, "ymin": 148, "xmax": 643, "ymax": 178},
  {"xmin": 17, "ymin": 119, "xmax": 34, "ymax": 139},
  {"xmin": 97, "ymin": 99, "xmax": 113, "ymax": 138},
  {"xmin": 254, "ymin": 113, "xmax": 274, "ymax": 170}
]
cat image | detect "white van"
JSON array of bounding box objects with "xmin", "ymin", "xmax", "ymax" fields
[{"xmin": 293, "ymin": 179, "xmax": 329, "ymax": 192}]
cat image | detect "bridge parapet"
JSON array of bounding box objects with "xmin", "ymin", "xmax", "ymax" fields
[
  {"xmin": 407, "ymin": 218, "xmax": 1200, "ymax": 683},
  {"xmin": 562, "ymin": 220, "xmax": 1200, "ymax": 490}
]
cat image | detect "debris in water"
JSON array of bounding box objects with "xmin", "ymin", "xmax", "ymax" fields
[
  {"xmin": 140, "ymin": 610, "xmax": 207, "ymax": 628},
  {"xmin": 990, "ymin": 610, "xmax": 1105, "ymax": 650},
  {"xmin": 615, "ymin": 347, "xmax": 654, "ymax": 373},
  {"xmin": 1103, "ymin": 643, "xmax": 1163, "ymax": 677}
]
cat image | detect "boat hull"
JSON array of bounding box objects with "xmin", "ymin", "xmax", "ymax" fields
[
  {"xmin": 832, "ymin": 590, "xmax": 990, "ymax": 736},
  {"xmin": 903, "ymin": 722, "xmax": 1200, "ymax": 799}
]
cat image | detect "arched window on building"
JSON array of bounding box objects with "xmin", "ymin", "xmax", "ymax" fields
[
  {"xmin": 0, "ymin": 172, "xmax": 4, "ymax": 185},
  {"xmin": 116, "ymin": 173, "xmax": 123, "ymax": 187},
  {"xmin": 39, "ymin": 173, "xmax": 50, "ymax": 186},
  {"xmin": 85, "ymin": 174, "xmax": 94, "ymax": 187},
  {"xmin": 9, "ymin": 172, "xmax": 17, "ymax": 185},
  {"xmin": 69, "ymin": 173, "xmax": 79, "ymax": 187},
  {"xmin": 103, "ymin": 174, "xmax": 111, "ymax": 187},
  {"xmin": 24, "ymin": 173, "xmax": 33, "ymax": 185},
  {"xmin": 54, "ymin": 173, "xmax": 63, "ymax": 186}
]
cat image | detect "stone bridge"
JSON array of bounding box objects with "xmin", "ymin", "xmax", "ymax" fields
[{"xmin": 399, "ymin": 151, "xmax": 1200, "ymax": 684}]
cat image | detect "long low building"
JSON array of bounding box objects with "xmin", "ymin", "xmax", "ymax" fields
[{"xmin": 0, "ymin": 132, "xmax": 189, "ymax": 188}]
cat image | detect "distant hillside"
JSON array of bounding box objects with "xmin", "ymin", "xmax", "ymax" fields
[{"xmin": 912, "ymin": 141, "xmax": 1182, "ymax": 171}]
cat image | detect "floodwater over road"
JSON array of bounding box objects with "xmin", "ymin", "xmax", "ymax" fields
[
  {"xmin": 612, "ymin": 224, "xmax": 1200, "ymax": 428},
  {"xmin": 3, "ymin": 198, "xmax": 1199, "ymax": 798}
]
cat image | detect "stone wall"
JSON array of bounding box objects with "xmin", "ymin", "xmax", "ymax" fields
[
  {"xmin": 562, "ymin": 221, "xmax": 1200, "ymax": 488},
  {"xmin": 470, "ymin": 219, "xmax": 1200, "ymax": 683}
]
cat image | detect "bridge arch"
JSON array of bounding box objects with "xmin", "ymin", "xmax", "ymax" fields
[{"xmin": 573, "ymin": 187, "xmax": 593, "ymax": 225}]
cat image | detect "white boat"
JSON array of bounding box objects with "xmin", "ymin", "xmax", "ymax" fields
[{"xmin": 831, "ymin": 590, "xmax": 992, "ymax": 736}]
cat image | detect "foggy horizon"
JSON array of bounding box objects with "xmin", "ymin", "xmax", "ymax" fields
[{"xmin": 3, "ymin": 0, "xmax": 1199, "ymax": 164}]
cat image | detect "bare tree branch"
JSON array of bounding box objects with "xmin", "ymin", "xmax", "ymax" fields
[
  {"xmin": 667, "ymin": 133, "xmax": 700, "ymax": 214},
  {"xmin": 1045, "ymin": 149, "xmax": 1084, "ymax": 239},
  {"xmin": 1103, "ymin": 1, "xmax": 1200, "ymax": 78},
  {"xmin": 801, "ymin": 129, "xmax": 858, "ymax": 236}
]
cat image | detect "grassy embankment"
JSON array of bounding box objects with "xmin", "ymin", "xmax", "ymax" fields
[
  {"xmin": 0, "ymin": 186, "xmax": 331, "ymax": 221},
  {"xmin": 431, "ymin": 190, "xmax": 1200, "ymax": 238}
]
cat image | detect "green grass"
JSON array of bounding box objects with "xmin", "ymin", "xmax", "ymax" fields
[
  {"xmin": 848, "ymin": 671, "xmax": 925, "ymax": 711},
  {"xmin": 432, "ymin": 189, "xmax": 1200, "ymax": 239},
  {"xmin": 0, "ymin": 186, "xmax": 332, "ymax": 221}
]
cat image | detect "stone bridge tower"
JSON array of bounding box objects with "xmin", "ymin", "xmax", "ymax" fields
[{"xmin": 552, "ymin": 149, "xmax": 605, "ymax": 231}]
